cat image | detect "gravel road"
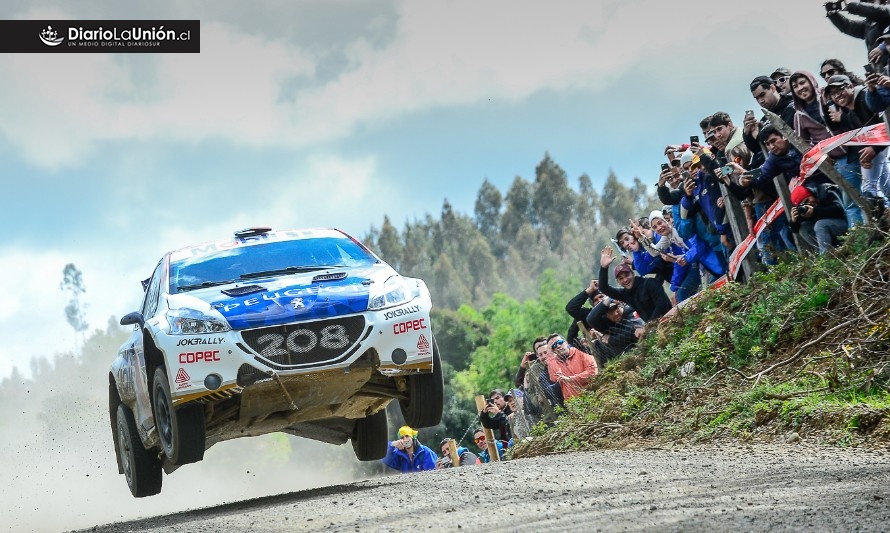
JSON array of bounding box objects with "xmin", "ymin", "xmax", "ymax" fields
[{"xmin": 77, "ymin": 443, "xmax": 890, "ymax": 532}]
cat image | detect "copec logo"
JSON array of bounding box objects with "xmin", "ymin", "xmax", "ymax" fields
[
  {"xmin": 392, "ymin": 318, "xmax": 426, "ymax": 335},
  {"xmin": 39, "ymin": 25, "xmax": 64, "ymax": 47},
  {"xmin": 179, "ymin": 350, "xmax": 220, "ymax": 364}
]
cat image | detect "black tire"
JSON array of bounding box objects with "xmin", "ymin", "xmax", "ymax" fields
[
  {"xmin": 152, "ymin": 367, "xmax": 206, "ymax": 466},
  {"xmin": 352, "ymin": 409, "xmax": 388, "ymax": 461},
  {"xmin": 116, "ymin": 403, "xmax": 163, "ymax": 497},
  {"xmin": 399, "ymin": 337, "xmax": 444, "ymax": 427}
]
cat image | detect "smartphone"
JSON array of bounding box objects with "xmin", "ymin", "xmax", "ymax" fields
[
  {"xmin": 745, "ymin": 109, "xmax": 755, "ymax": 120},
  {"xmin": 865, "ymin": 63, "xmax": 877, "ymax": 75},
  {"xmin": 720, "ymin": 165, "xmax": 734, "ymax": 175},
  {"xmin": 690, "ymin": 135, "xmax": 700, "ymax": 145},
  {"xmin": 661, "ymin": 163, "xmax": 670, "ymax": 172}
]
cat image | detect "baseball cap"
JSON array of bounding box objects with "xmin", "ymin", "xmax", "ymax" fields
[
  {"xmin": 614, "ymin": 262, "xmax": 633, "ymax": 277},
  {"xmin": 770, "ymin": 67, "xmax": 791, "ymax": 79},
  {"xmin": 826, "ymin": 74, "xmax": 851, "ymax": 88},
  {"xmin": 790, "ymin": 186, "xmax": 813, "ymax": 206}
]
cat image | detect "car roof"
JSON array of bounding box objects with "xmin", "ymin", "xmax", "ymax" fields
[{"xmin": 168, "ymin": 228, "xmax": 350, "ymax": 262}]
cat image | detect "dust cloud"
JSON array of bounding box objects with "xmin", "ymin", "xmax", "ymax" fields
[{"xmin": 1, "ymin": 321, "xmax": 383, "ymax": 533}]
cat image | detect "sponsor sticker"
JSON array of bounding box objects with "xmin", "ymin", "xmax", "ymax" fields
[
  {"xmin": 175, "ymin": 368, "xmax": 190, "ymax": 384},
  {"xmin": 392, "ymin": 318, "xmax": 426, "ymax": 335},
  {"xmin": 178, "ymin": 350, "xmax": 220, "ymax": 364},
  {"xmin": 417, "ymin": 334, "xmax": 431, "ymax": 356},
  {"xmin": 383, "ymin": 305, "xmax": 420, "ymax": 320}
]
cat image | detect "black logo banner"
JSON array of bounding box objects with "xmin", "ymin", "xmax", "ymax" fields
[{"xmin": 0, "ymin": 20, "xmax": 200, "ymax": 53}]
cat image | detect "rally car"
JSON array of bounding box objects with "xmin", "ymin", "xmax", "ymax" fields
[{"xmin": 109, "ymin": 227, "xmax": 443, "ymax": 497}]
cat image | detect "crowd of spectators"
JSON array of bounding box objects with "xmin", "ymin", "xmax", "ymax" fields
[{"xmin": 395, "ymin": 1, "xmax": 890, "ymax": 472}]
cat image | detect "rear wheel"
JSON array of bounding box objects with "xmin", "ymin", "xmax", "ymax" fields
[
  {"xmin": 352, "ymin": 409, "xmax": 388, "ymax": 461},
  {"xmin": 116, "ymin": 403, "xmax": 162, "ymax": 497},
  {"xmin": 152, "ymin": 367, "xmax": 206, "ymax": 466},
  {"xmin": 399, "ymin": 337, "xmax": 444, "ymax": 427}
]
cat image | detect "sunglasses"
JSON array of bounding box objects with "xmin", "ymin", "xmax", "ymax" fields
[
  {"xmin": 775, "ymin": 76, "xmax": 789, "ymax": 83},
  {"xmin": 474, "ymin": 436, "xmax": 486, "ymax": 443},
  {"xmin": 551, "ymin": 339, "xmax": 565, "ymax": 349},
  {"xmin": 821, "ymin": 68, "xmax": 839, "ymax": 78}
]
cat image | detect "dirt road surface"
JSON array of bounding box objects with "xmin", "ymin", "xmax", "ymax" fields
[{"xmin": 77, "ymin": 443, "xmax": 890, "ymax": 532}]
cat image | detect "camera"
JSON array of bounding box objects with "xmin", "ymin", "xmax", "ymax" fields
[
  {"xmin": 690, "ymin": 135, "xmax": 700, "ymax": 145},
  {"xmin": 486, "ymin": 398, "xmax": 495, "ymax": 406},
  {"xmin": 661, "ymin": 163, "xmax": 670, "ymax": 172},
  {"xmin": 824, "ymin": 1, "xmax": 844, "ymax": 12},
  {"xmin": 720, "ymin": 165, "xmax": 734, "ymax": 175},
  {"xmin": 865, "ymin": 63, "xmax": 877, "ymax": 75}
]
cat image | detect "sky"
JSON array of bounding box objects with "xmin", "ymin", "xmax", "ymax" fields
[{"xmin": 0, "ymin": 0, "xmax": 868, "ymax": 380}]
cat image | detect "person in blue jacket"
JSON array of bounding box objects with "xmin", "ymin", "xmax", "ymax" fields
[{"xmin": 381, "ymin": 425, "xmax": 437, "ymax": 473}]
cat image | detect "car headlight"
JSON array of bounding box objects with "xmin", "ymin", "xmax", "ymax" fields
[
  {"xmin": 368, "ymin": 276, "xmax": 420, "ymax": 310},
  {"xmin": 166, "ymin": 308, "xmax": 231, "ymax": 335}
]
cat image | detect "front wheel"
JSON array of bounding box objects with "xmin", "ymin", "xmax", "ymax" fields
[
  {"xmin": 152, "ymin": 367, "xmax": 206, "ymax": 466},
  {"xmin": 399, "ymin": 337, "xmax": 444, "ymax": 427},
  {"xmin": 116, "ymin": 403, "xmax": 162, "ymax": 497}
]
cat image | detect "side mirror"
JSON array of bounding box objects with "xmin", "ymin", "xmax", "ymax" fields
[{"xmin": 120, "ymin": 311, "xmax": 145, "ymax": 328}]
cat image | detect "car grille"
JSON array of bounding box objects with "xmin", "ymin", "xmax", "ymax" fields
[{"xmin": 240, "ymin": 315, "xmax": 367, "ymax": 368}]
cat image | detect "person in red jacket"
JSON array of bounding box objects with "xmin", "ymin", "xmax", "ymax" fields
[{"xmin": 545, "ymin": 334, "xmax": 598, "ymax": 400}]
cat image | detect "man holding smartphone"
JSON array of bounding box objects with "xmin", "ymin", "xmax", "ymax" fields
[{"xmin": 789, "ymin": 184, "xmax": 848, "ymax": 254}]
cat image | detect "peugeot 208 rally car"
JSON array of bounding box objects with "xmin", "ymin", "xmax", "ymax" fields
[{"xmin": 109, "ymin": 228, "xmax": 443, "ymax": 497}]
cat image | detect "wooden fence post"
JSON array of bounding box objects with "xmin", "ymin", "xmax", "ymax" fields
[{"xmin": 474, "ymin": 395, "xmax": 500, "ymax": 461}]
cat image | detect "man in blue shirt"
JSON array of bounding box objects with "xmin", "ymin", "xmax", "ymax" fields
[{"xmin": 381, "ymin": 425, "xmax": 437, "ymax": 473}]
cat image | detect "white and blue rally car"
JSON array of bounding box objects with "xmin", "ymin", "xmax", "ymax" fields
[{"xmin": 109, "ymin": 227, "xmax": 443, "ymax": 497}]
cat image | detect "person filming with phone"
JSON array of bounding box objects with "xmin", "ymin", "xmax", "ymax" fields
[{"xmin": 789, "ymin": 184, "xmax": 848, "ymax": 254}]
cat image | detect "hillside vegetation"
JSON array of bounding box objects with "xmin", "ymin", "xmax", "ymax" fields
[{"xmin": 512, "ymin": 225, "xmax": 890, "ymax": 457}]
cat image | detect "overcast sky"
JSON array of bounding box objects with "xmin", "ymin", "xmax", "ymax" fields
[{"xmin": 0, "ymin": 1, "xmax": 865, "ymax": 379}]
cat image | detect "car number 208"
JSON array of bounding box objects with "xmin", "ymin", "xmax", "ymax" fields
[{"xmin": 256, "ymin": 324, "xmax": 351, "ymax": 358}]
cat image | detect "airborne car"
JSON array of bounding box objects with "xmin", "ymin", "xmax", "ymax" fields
[{"xmin": 109, "ymin": 228, "xmax": 443, "ymax": 497}]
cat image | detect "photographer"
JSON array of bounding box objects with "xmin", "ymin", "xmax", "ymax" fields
[
  {"xmin": 479, "ymin": 389, "xmax": 513, "ymax": 445},
  {"xmin": 825, "ymin": 0, "xmax": 890, "ymax": 53},
  {"xmin": 435, "ymin": 438, "xmax": 480, "ymax": 469},
  {"xmin": 789, "ymin": 184, "xmax": 848, "ymax": 254}
]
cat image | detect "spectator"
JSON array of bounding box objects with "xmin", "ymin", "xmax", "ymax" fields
[
  {"xmin": 744, "ymin": 76, "xmax": 797, "ymax": 166},
  {"xmin": 680, "ymin": 143, "xmax": 735, "ymax": 268},
  {"xmin": 771, "ymin": 67, "xmax": 792, "ymax": 95},
  {"xmin": 480, "ymin": 388, "xmax": 512, "ymax": 444},
  {"xmin": 504, "ymin": 389, "xmax": 533, "ymax": 440},
  {"xmin": 648, "ymin": 209, "xmax": 725, "ymax": 302},
  {"xmin": 473, "ymin": 428, "xmax": 505, "ymax": 463},
  {"xmin": 789, "ymin": 69, "xmax": 862, "ymax": 226},
  {"xmin": 733, "ymin": 125, "xmax": 799, "ymax": 263},
  {"xmin": 615, "ymin": 225, "xmax": 673, "ymax": 282},
  {"xmin": 820, "ymin": 58, "xmax": 865, "ymax": 86},
  {"xmin": 596, "ymin": 247, "xmax": 672, "ymax": 322},
  {"xmin": 585, "ymin": 298, "xmax": 646, "ymax": 368},
  {"xmin": 518, "ymin": 337, "xmax": 564, "ymax": 420},
  {"xmin": 564, "ymin": 279, "xmax": 601, "ymax": 349},
  {"xmin": 825, "ymin": 1, "xmax": 890, "ymax": 53},
  {"xmin": 545, "ymin": 334, "xmax": 598, "ymax": 399},
  {"xmin": 382, "ymin": 425, "xmax": 437, "ymax": 473},
  {"xmin": 789, "ymin": 184, "xmax": 849, "ymax": 254},
  {"xmin": 436, "ymin": 438, "xmax": 480, "ymax": 469},
  {"xmin": 825, "ymin": 73, "xmax": 890, "ymax": 207}
]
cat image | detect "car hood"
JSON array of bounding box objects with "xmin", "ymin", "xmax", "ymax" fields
[{"xmin": 174, "ymin": 265, "xmax": 388, "ymax": 330}]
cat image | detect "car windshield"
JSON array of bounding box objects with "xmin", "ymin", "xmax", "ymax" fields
[{"xmin": 170, "ymin": 236, "xmax": 377, "ymax": 293}]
